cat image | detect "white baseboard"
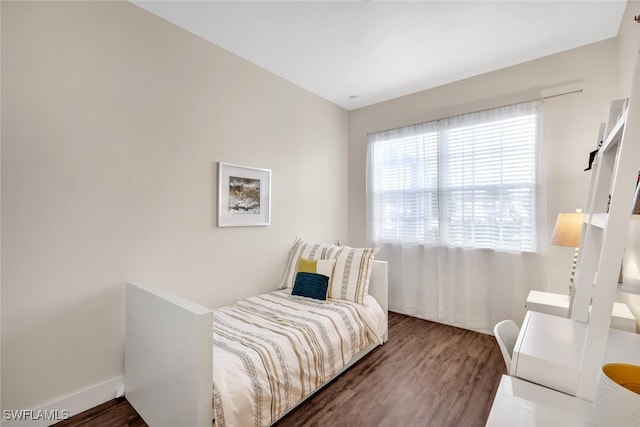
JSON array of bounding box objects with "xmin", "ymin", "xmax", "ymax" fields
[{"xmin": 1, "ymin": 376, "xmax": 124, "ymax": 427}]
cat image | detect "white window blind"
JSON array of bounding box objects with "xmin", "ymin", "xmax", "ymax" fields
[{"xmin": 369, "ymin": 101, "xmax": 540, "ymax": 251}]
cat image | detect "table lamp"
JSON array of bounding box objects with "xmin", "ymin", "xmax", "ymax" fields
[{"xmin": 551, "ymin": 210, "xmax": 583, "ymax": 295}]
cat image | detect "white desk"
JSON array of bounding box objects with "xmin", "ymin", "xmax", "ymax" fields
[
  {"xmin": 512, "ymin": 311, "xmax": 640, "ymax": 396},
  {"xmin": 525, "ymin": 290, "xmax": 636, "ymax": 332},
  {"xmin": 486, "ymin": 375, "xmax": 595, "ymax": 427}
]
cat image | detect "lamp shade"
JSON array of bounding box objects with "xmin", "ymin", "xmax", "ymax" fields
[{"xmin": 551, "ymin": 212, "xmax": 584, "ymax": 248}]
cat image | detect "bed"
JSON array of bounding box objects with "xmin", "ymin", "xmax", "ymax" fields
[{"xmin": 124, "ymin": 242, "xmax": 388, "ymax": 427}]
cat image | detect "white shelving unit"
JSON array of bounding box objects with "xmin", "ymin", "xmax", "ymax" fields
[
  {"xmin": 525, "ymin": 290, "xmax": 636, "ymax": 332},
  {"xmin": 512, "ymin": 45, "xmax": 640, "ymax": 401}
]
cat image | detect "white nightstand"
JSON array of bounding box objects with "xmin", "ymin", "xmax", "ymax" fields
[{"xmin": 525, "ymin": 290, "xmax": 636, "ymax": 333}]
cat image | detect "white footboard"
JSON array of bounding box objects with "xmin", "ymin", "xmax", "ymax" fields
[
  {"xmin": 369, "ymin": 260, "xmax": 389, "ymax": 342},
  {"xmin": 125, "ymin": 282, "xmax": 213, "ymax": 427}
]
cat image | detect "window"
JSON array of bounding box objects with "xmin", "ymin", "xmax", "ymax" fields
[{"xmin": 368, "ymin": 101, "xmax": 540, "ymax": 251}]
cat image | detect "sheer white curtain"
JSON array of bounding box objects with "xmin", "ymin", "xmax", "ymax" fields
[{"xmin": 366, "ymin": 101, "xmax": 547, "ymax": 333}]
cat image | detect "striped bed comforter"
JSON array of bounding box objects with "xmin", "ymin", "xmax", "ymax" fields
[{"xmin": 212, "ymin": 289, "xmax": 386, "ymax": 427}]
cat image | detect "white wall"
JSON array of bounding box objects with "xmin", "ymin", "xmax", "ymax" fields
[
  {"xmin": 3, "ymin": 0, "xmax": 640, "ymax": 416},
  {"xmin": 1, "ymin": 1, "xmax": 348, "ymax": 411},
  {"xmin": 348, "ymin": 38, "xmax": 619, "ymax": 296},
  {"xmin": 617, "ymin": 1, "xmax": 640, "ymax": 98},
  {"xmin": 348, "ymin": 1, "xmax": 640, "ymax": 330},
  {"xmin": 0, "ymin": 0, "xmax": 3, "ymax": 412}
]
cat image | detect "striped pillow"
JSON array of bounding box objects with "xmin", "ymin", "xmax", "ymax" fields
[
  {"xmin": 327, "ymin": 246, "xmax": 379, "ymax": 304},
  {"xmin": 280, "ymin": 238, "xmax": 378, "ymax": 304}
]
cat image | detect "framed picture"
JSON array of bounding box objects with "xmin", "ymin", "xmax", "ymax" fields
[{"xmin": 218, "ymin": 162, "xmax": 271, "ymax": 227}]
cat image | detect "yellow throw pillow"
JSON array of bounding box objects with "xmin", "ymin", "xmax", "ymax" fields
[
  {"xmin": 296, "ymin": 258, "xmax": 335, "ymax": 279},
  {"xmin": 297, "ymin": 257, "xmax": 317, "ymax": 273}
]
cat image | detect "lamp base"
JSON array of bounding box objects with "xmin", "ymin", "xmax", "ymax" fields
[{"xmin": 568, "ymin": 247, "xmax": 579, "ymax": 296}]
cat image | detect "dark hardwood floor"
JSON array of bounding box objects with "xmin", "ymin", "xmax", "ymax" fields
[
  {"xmin": 53, "ymin": 397, "xmax": 145, "ymax": 427},
  {"xmin": 55, "ymin": 312, "xmax": 505, "ymax": 427}
]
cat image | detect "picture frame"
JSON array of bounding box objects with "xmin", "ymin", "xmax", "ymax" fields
[{"xmin": 218, "ymin": 162, "xmax": 271, "ymax": 227}]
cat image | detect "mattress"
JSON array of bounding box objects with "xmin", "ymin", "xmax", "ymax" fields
[{"xmin": 212, "ymin": 289, "xmax": 386, "ymax": 427}]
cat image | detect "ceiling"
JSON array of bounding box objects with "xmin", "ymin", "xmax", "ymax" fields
[{"xmin": 132, "ymin": 1, "xmax": 628, "ymax": 110}]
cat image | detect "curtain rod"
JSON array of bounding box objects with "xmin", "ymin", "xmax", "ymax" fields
[
  {"xmin": 541, "ymin": 88, "xmax": 583, "ymax": 102},
  {"xmin": 365, "ymin": 88, "xmax": 582, "ymax": 137}
]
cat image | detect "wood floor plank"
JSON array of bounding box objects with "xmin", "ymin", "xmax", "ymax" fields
[
  {"xmin": 52, "ymin": 397, "xmax": 147, "ymax": 427},
  {"xmin": 275, "ymin": 313, "xmax": 504, "ymax": 427},
  {"xmin": 56, "ymin": 312, "xmax": 504, "ymax": 426}
]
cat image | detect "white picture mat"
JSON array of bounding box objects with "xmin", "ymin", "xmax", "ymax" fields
[{"xmin": 218, "ymin": 162, "xmax": 271, "ymax": 227}]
